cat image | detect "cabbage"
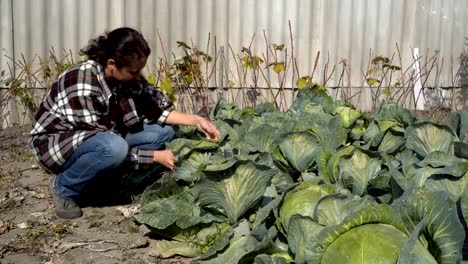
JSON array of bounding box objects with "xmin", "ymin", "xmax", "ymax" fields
[
  {"xmin": 279, "ymin": 182, "xmax": 333, "ymax": 232},
  {"xmin": 321, "ymin": 224, "xmax": 437, "ymax": 264}
]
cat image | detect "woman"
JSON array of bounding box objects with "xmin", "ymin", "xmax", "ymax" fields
[{"xmin": 30, "ymin": 27, "xmax": 220, "ymax": 219}]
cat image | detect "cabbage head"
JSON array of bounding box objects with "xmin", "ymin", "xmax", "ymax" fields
[
  {"xmin": 279, "ymin": 182, "xmax": 333, "ymax": 232},
  {"xmin": 321, "ymin": 224, "xmax": 437, "ymax": 264}
]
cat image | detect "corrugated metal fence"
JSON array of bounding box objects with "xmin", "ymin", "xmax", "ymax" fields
[{"xmin": 1, "ymin": 0, "xmax": 467, "ymax": 128}]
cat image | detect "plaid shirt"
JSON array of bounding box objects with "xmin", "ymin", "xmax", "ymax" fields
[{"xmin": 30, "ymin": 60, "xmax": 174, "ymax": 174}]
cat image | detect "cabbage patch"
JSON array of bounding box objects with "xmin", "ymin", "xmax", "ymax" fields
[{"xmin": 134, "ymin": 89, "xmax": 467, "ymax": 263}]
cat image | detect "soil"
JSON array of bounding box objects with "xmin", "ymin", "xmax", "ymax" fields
[{"xmin": 0, "ymin": 126, "xmax": 188, "ymax": 264}]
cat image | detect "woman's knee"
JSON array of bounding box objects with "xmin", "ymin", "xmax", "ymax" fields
[
  {"xmin": 95, "ymin": 133, "xmax": 128, "ymax": 163},
  {"xmin": 161, "ymin": 125, "xmax": 175, "ymax": 142},
  {"xmin": 125, "ymin": 124, "xmax": 175, "ymax": 150},
  {"xmin": 144, "ymin": 124, "xmax": 175, "ymax": 143}
]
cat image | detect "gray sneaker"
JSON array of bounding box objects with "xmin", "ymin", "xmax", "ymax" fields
[{"xmin": 49, "ymin": 176, "xmax": 83, "ymax": 219}]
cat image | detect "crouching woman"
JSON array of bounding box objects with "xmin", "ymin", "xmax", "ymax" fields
[{"xmin": 30, "ymin": 27, "xmax": 220, "ymax": 219}]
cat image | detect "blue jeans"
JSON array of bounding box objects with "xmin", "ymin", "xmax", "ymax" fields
[{"xmin": 54, "ymin": 123, "xmax": 175, "ymax": 198}]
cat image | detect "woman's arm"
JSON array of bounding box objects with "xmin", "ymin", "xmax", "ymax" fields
[
  {"xmin": 153, "ymin": 110, "xmax": 220, "ymax": 170},
  {"xmin": 165, "ymin": 110, "xmax": 220, "ymax": 141}
]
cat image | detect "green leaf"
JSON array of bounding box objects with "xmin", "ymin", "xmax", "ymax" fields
[
  {"xmin": 461, "ymin": 185, "xmax": 468, "ymax": 226},
  {"xmin": 246, "ymin": 124, "xmax": 284, "ymax": 153},
  {"xmin": 289, "ymin": 87, "xmax": 334, "ymax": 114},
  {"xmin": 387, "ymin": 155, "xmax": 411, "ymax": 193},
  {"xmin": 367, "ymin": 78, "xmax": 381, "ymax": 86},
  {"xmin": 274, "ymin": 44, "xmax": 285, "ymax": 51},
  {"xmin": 425, "ymin": 173, "xmax": 468, "ymax": 202},
  {"xmin": 135, "ymin": 189, "xmax": 219, "ymax": 229},
  {"xmin": 287, "ymin": 215, "xmax": 323, "ymax": 264},
  {"xmin": 379, "ymin": 119, "xmax": 403, "ymax": 133},
  {"xmin": 378, "ymin": 130, "xmax": 405, "ymax": 154},
  {"xmin": 396, "ymin": 188, "xmax": 465, "ymax": 264},
  {"xmin": 184, "ymin": 73, "xmax": 194, "ymax": 84},
  {"xmin": 169, "ymin": 93, "xmax": 177, "ymax": 102},
  {"xmin": 212, "ymin": 99, "xmax": 237, "ymax": 119},
  {"xmin": 339, "ymin": 149, "xmax": 382, "ymax": 196},
  {"xmin": 255, "ymin": 153, "xmax": 295, "ymax": 194},
  {"xmin": 335, "ymin": 106, "xmax": 361, "ymax": 128},
  {"xmin": 297, "ymin": 77, "xmax": 308, "ymax": 89},
  {"xmin": 279, "ymin": 132, "xmax": 321, "ymax": 172},
  {"xmin": 375, "ymin": 101, "xmax": 413, "ymax": 127},
  {"xmin": 416, "ymin": 151, "xmax": 465, "ymax": 168},
  {"xmin": 350, "ymin": 119, "xmax": 367, "ymax": 140},
  {"xmin": 174, "ymin": 152, "xmax": 211, "ymax": 182},
  {"xmin": 409, "ymin": 167, "xmax": 444, "ymax": 188},
  {"xmin": 317, "ymin": 151, "xmax": 332, "ymax": 182},
  {"xmin": 325, "ymin": 145, "xmax": 355, "ymax": 184},
  {"xmin": 310, "ymin": 116, "xmax": 347, "ymax": 152},
  {"xmin": 293, "ymin": 105, "xmax": 331, "ymax": 131},
  {"xmin": 242, "ymin": 55, "xmax": 264, "ymax": 70},
  {"xmin": 204, "ymin": 157, "xmax": 238, "ymax": 172},
  {"xmin": 395, "ymin": 149, "xmax": 420, "ymax": 175},
  {"xmin": 455, "ymin": 142, "xmax": 468, "ymax": 159},
  {"xmin": 151, "ymin": 240, "xmax": 203, "ymax": 258},
  {"xmin": 199, "ymin": 225, "xmax": 276, "ymax": 264},
  {"xmin": 196, "ymin": 161, "xmax": 276, "ymax": 223},
  {"xmin": 252, "ymin": 56, "xmax": 264, "ymax": 69},
  {"xmin": 254, "ymin": 102, "xmax": 277, "ymax": 114},
  {"xmin": 149, "ymin": 222, "xmax": 230, "ymax": 247},
  {"xmin": 213, "ymin": 119, "xmax": 239, "ymax": 144},
  {"xmin": 174, "ymin": 125, "xmax": 197, "ymax": 138},
  {"xmin": 251, "ymin": 196, "xmax": 282, "ymax": 229},
  {"xmin": 383, "ymin": 88, "xmax": 392, "ymax": 97},
  {"xmin": 177, "ymin": 41, "xmax": 191, "ymax": 49},
  {"xmin": 201, "ymin": 226, "xmax": 235, "ymax": 259},
  {"xmin": 258, "ymin": 112, "xmax": 290, "ymax": 130},
  {"xmin": 406, "ymin": 122, "xmax": 456, "ymax": 157},
  {"xmin": 242, "ymin": 56, "xmax": 251, "ymax": 69},
  {"xmin": 449, "ymin": 111, "xmax": 468, "ymax": 143},
  {"xmin": 314, "ymin": 194, "xmax": 374, "ymax": 226},
  {"xmin": 321, "ymin": 223, "xmax": 435, "ymax": 264},
  {"xmin": 397, "ymin": 218, "xmax": 435, "ymax": 264},
  {"xmin": 147, "ymin": 74, "xmax": 156, "ymax": 86},
  {"xmin": 272, "ymin": 171, "xmax": 295, "ymax": 194},
  {"xmin": 160, "ymin": 76, "xmax": 173, "ymax": 94},
  {"xmin": 363, "ymin": 120, "xmax": 384, "ymax": 147},
  {"xmin": 200, "ymin": 236, "xmax": 258, "ymax": 263},
  {"xmin": 139, "ymin": 172, "xmax": 182, "ymax": 206},
  {"xmin": 372, "ymin": 56, "xmax": 389, "ymax": 64},
  {"xmin": 279, "ymin": 182, "xmax": 333, "ymax": 233},
  {"xmin": 167, "ymin": 138, "xmax": 219, "ymax": 157},
  {"xmin": 254, "ymin": 254, "xmax": 288, "ymax": 264},
  {"xmin": 310, "ymin": 204, "xmax": 402, "ymax": 263}
]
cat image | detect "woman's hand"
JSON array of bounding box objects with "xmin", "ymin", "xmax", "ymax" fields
[
  {"xmin": 196, "ymin": 117, "xmax": 221, "ymax": 141},
  {"xmin": 154, "ymin": 149, "xmax": 177, "ymax": 171},
  {"xmin": 165, "ymin": 110, "xmax": 221, "ymax": 141}
]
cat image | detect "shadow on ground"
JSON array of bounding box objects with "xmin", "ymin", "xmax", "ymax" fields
[{"xmin": 75, "ymin": 166, "xmax": 165, "ymax": 208}]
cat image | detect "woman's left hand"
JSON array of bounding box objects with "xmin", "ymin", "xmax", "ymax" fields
[{"xmin": 196, "ymin": 117, "xmax": 221, "ymax": 141}]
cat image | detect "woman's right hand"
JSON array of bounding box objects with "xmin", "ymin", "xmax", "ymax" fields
[{"xmin": 153, "ymin": 149, "xmax": 177, "ymax": 171}]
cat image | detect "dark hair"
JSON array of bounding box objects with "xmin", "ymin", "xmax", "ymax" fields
[{"xmin": 80, "ymin": 27, "xmax": 151, "ymax": 68}]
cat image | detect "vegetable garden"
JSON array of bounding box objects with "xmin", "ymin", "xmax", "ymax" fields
[
  {"xmin": 134, "ymin": 87, "xmax": 468, "ymax": 263},
  {"xmin": 1, "ymin": 27, "xmax": 466, "ymax": 264}
]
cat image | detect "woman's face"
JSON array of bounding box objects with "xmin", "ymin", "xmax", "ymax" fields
[{"xmin": 105, "ymin": 56, "xmax": 147, "ymax": 82}]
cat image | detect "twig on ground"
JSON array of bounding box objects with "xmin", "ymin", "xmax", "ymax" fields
[{"xmin": 56, "ymin": 239, "xmax": 119, "ymax": 254}]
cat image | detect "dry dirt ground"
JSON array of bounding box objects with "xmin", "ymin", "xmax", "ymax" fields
[{"xmin": 0, "ymin": 126, "xmax": 188, "ymax": 264}]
